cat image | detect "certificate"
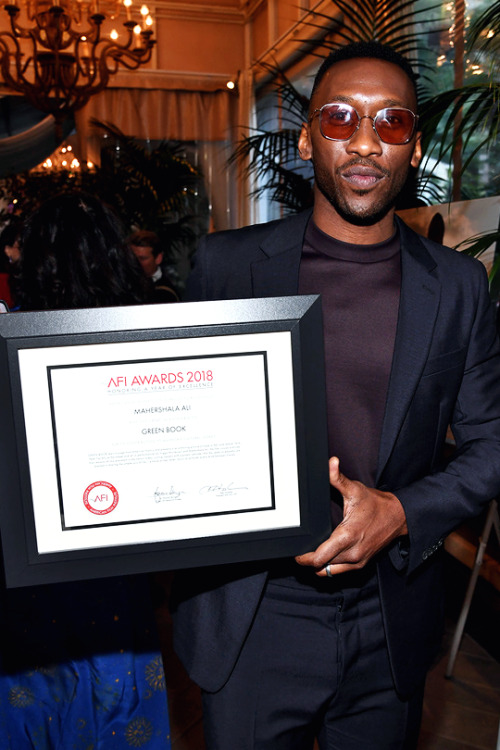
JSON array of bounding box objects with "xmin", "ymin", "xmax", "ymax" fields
[{"xmin": 0, "ymin": 297, "xmax": 331, "ymax": 586}]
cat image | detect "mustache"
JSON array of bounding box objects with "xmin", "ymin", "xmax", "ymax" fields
[{"xmin": 337, "ymin": 158, "xmax": 390, "ymax": 178}]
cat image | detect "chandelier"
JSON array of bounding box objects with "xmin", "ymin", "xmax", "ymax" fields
[
  {"xmin": 0, "ymin": 0, "xmax": 155, "ymax": 130},
  {"xmin": 38, "ymin": 141, "xmax": 94, "ymax": 171}
]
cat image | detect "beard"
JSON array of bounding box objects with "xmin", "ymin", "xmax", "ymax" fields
[{"xmin": 313, "ymin": 157, "xmax": 411, "ymax": 227}]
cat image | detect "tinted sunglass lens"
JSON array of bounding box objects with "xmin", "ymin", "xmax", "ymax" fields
[
  {"xmin": 317, "ymin": 104, "xmax": 416, "ymax": 144},
  {"xmin": 320, "ymin": 104, "xmax": 358, "ymax": 140},
  {"xmin": 374, "ymin": 109, "xmax": 415, "ymax": 144}
]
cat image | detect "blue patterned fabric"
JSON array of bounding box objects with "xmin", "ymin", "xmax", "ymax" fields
[{"xmin": 0, "ymin": 574, "xmax": 171, "ymax": 749}]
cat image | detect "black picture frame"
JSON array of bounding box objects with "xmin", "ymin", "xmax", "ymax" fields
[{"xmin": 0, "ymin": 296, "xmax": 331, "ymax": 587}]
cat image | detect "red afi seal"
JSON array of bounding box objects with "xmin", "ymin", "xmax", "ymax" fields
[{"xmin": 83, "ymin": 481, "xmax": 119, "ymax": 515}]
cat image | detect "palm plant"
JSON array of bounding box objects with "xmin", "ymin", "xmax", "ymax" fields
[
  {"xmin": 229, "ymin": 66, "xmax": 313, "ymax": 213},
  {"xmin": 301, "ymin": 0, "xmax": 441, "ymax": 66},
  {"xmin": 420, "ymin": 4, "xmax": 499, "ymax": 185},
  {"xmin": 92, "ymin": 120, "xmax": 202, "ymax": 240}
]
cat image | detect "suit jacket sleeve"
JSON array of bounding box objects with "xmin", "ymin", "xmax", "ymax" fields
[{"xmin": 395, "ymin": 257, "xmax": 500, "ymax": 576}]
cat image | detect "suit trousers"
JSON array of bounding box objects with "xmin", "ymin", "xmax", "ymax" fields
[{"xmin": 201, "ymin": 564, "xmax": 424, "ymax": 750}]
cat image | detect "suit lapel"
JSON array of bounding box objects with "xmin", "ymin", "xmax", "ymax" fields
[
  {"xmin": 250, "ymin": 210, "xmax": 312, "ymax": 297},
  {"xmin": 377, "ymin": 220, "xmax": 441, "ymax": 481}
]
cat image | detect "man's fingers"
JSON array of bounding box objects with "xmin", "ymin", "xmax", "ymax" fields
[
  {"xmin": 297, "ymin": 457, "xmax": 407, "ymax": 578},
  {"xmin": 329, "ymin": 456, "xmax": 340, "ymax": 484},
  {"xmin": 296, "ymin": 522, "xmax": 351, "ymax": 569},
  {"xmin": 296, "ymin": 459, "xmax": 361, "ymax": 570},
  {"xmin": 329, "ymin": 456, "xmax": 356, "ymax": 499},
  {"xmin": 321, "ymin": 561, "xmax": 360, "ymax": 577}
]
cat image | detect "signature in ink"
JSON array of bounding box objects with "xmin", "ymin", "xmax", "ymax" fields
[
  {"xmin": 199, "ymin": 482, "xmax": 248, "ymax": 497},
  {"xmin": 153, "ymin": 486, "xmax": 186, "ymax": 502}
]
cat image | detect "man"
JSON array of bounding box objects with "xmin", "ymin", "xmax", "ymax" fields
[
  {"xmin": 171, "ymin": 41, "xmax": 500, "ymax": 749},
  {"xmin": 128, "ymin": 230, "xmax": 179, "ymax": 302}
]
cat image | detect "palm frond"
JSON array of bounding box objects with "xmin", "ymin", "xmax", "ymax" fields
[
  {"xmin": 258, "ymin": 61, "xmax": 310, "ymax": 121},
  {"xmin": 419, "ymin": 82, "xmax": 500, "ymax": 174},
  {"xmin": 455, "ymin": 229, "xmax": 500, "ymax": 257},
  {"xmin": 90, "ymin": 119, "xmax": 201, "ymax": 230},
  {"xmin": 414, "ymin": 173, "xmax": 449, "ymax": 205},
  {"xmin": 467, "ymin": 1, "xmax": 500, "ymax": 61},
  {"xmin": 456, "ymin": 228, "xmax": 500, "ymax": 290},
  {"xmin": 230, "ymin": 128, "xmax": 302, "ymax": 172},
  {"xmin": 248, "ymin": 162, "xmax": 314, "ymax": 213},
  {"xmin": 309, "ymin": 0, "xmax": 442, "ymax": 61}
]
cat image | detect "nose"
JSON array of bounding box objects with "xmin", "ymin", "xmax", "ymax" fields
[{"xmin": 346, "ymin": 116, "xmax": 383, "ymax": 157}]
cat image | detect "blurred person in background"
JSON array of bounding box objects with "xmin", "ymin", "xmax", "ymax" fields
[
  {"xmin": 128, "ymin": 229, "xmax": 180, "ymax": 303},
  {"xmin": 0, "ymin": 218, "xmax": 23, "ymax": 308}
]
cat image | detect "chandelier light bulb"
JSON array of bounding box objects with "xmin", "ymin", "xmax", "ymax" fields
[{"xmin": 123, "ymin": 0, "xmax": 132, "ymax": 20}]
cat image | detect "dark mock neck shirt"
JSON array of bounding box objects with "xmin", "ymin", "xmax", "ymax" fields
[{"xmin": 299, "ymin": 220, "xmax": 401, "ymax": 503}]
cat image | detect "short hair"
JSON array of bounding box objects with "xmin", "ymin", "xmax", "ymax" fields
[
  {"xmin": 310, "ymin": 41, "xmax": 418, "ymax": 110},
  {"xmin": 0, "ymin": 218, "xmax": 22, "ymax": 251},
  {"xmin": 128, "ymin": 230, "xmax": 162, "ymax": 257},
  {"xmin": 0, "ymin": 218, "xmax": 22, "ymax": 272}
]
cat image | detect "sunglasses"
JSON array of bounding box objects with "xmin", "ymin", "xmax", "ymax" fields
[{"xmin": 309, "ymin": 102, "xmax": 419, "ymax": 145}]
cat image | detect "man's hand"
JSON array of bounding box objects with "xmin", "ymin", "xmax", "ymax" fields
[{"xmin": 295, "ymin": 457, "xmax": 408, "ymax": 577}]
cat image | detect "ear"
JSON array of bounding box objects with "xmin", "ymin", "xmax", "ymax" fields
[
  {"xmin": 156, "ymin": 251, "xmax": 164, "ymax": 266},
  {"xmin": 410, "ymin": 132, "xmax": 422, "ymax": 169},
  {"xmin": 298, "ymin": 122, "xmax": 313, "ymax": 162}
]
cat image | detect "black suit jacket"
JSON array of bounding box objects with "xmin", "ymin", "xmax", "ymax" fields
[{"xmin": 172, "ymin": 210, "xmax": 500, "ymax": 698}]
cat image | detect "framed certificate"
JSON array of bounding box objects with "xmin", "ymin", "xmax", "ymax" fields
[{"xmin": 0, "ymin": 296, "xmax": 331, "ymax": 587}]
